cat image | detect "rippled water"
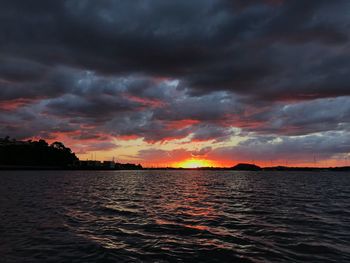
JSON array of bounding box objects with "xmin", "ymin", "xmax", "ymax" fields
[{"xmin": 1, "ymin": 171, "xmax": 350, "ymax": 262}]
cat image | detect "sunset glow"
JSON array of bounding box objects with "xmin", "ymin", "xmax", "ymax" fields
[{"xmin": 175, "ymin": 158, "xmax": 216, "ymax": 168}]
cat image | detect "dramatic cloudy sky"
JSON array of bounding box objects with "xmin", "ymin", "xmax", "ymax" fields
[{"xmin": 1, "ymin": 0, "xmax": 350, "ymax": 167}]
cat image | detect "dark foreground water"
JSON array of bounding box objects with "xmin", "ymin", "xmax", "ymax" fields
[{"xmin": 0, "ymin": 171, "xmax": 350, "ymax": 262}]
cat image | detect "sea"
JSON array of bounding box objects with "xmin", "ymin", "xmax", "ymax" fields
[{"xmin": 0, "ymin": 170, "xmax": 349, "ymax": 262}]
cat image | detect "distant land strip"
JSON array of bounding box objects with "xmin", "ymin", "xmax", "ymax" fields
[{"xmin": 1, "ymin": 137, "xmax": 350, "ymax": 171}]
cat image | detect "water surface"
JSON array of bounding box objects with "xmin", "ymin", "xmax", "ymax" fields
[{"xmin": 1, "ymin": 170, "xmax": 350, "ymax": 262}]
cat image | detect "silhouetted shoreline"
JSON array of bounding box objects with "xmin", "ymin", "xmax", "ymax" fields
[
  {"xmin": 0, "ymin": 165, "xmax": 143, "ymax": 171},
  {"xmin": 1, "ymin": 164, "xmax": 350, "ymax": 172},
  {"xmin": 0, "ymin": 137, "xmax": 142, "ymax": 170},
  {"xmin": 143, "ymin": 166, "xmax": 350, "ymax": 172},
  {"xmin": 1, "ymin": 138, "xmax": 349, "ymax": 171}
]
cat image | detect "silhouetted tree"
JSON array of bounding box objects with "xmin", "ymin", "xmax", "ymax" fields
[{"xmin": 0, "ymin": 137, "xmax": 78, "ymax": 167}]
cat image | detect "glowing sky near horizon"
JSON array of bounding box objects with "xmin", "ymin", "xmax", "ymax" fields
[{"xmin": 1, "ymin": 0, "xmax": 350, "ymax": 167}]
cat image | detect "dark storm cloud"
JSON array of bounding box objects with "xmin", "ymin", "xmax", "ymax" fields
[
  {"xmin": 152, "ymin": 91, "xmax": 242, "ymax": 122},
  {"xmin": 1, "ymin": 0, "xmax": 350, "ymax": 159},
  {"xmin": 190, "ymin": 124, "xmax": 234, "ymax": 142},
  {"xmin": 235, "ymin": 97, "xmax": 350, "ymax": 136},
  {"xmin": 46, "ymin": 93, "xmax": 136, "ymax": 119},
  {"xmin": 1, "ymin": 0, "xmax": 349, "ymax": 99},
  {"xmin": 2, "ymin": 70, "xmax": 350, "ymax": 144},
  {"xmin": 208, "ymin": 131, "xmax": 350, "ymax": 163},
  {"xmin": 0, "ymin": 103, "xmax": 77, "ymax": 139},
  {"xmin": 0, "ymin": 57, "xmax": 47, "ymax": 83},
  {"xmin": 0, "ymin": 66, "xmax": 79, "ymax": 101}
]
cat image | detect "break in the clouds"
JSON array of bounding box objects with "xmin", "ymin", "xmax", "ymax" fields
[{"xmin": 1, "ymin": 0, "xmax": 350, "ymax": 166}]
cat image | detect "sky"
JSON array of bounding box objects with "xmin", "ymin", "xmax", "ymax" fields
[{"xmin": 1, "ymin": 0, "xmax": 350, "ymax": 167}]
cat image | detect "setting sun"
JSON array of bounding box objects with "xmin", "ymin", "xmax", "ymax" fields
[{"xmin": 175, "ymin": 158, "xmax": 215, "ymax": 168}]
